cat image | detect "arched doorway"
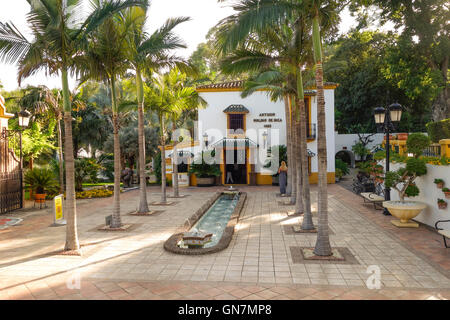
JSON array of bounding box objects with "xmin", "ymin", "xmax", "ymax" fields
[{"xmin": 335, "ymin": 150, "xmax": 355, "ymax": 168}]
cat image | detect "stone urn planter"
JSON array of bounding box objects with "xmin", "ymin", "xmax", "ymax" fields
[{"xmin": 382, "ymin": 201, "xmax": 426, "ymax": 228}]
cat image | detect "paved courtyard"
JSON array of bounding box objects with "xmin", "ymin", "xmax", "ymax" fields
[{"xmin": 0, "ymin": 185, "xmax": 449, "ymax": 300}]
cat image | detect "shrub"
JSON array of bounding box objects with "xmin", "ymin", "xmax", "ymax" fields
[
  {"xmin": 188, "ymin": 151, "xmax": 221, "ymax": 178},
  {"xmin": 335, "ymin": 158, "xmax": 349, "ymax": 175},
  {"xmin": 335, "ymin": 168, "xmax": 343, "ymax": 179},
  {"xmin": 426, "ymin": 119, "xmax": 450, "ymax": 143},
  {"xmin": 406, "ymin": 133, "xmax": 430, "ymax": 157},
  {"xmin": 24, "ymin": 168, "xmax": 59, "ymax": 195},
  {"xmin": 384, "ymin": 157, "xmax": 428, "ymax": 201},
  {"xmin": 74, "ymin": 158, "xmax": 104, "ymax": 191},
  {"xmin": 352, "ymin": 142, "xmax": 370, "ymax": 160}
]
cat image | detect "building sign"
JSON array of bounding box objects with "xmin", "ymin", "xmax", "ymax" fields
[{"xmin": 253, "ymin": 113, "xmax": 283, "ymax": 128}]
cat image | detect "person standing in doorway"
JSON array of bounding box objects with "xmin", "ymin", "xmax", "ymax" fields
[
  {"xmin": 226, "ymin": 164, "xmax": 234, "ymax": 184},
  {"xmin": 278, "ymin": 161, "xmax": 288, "ymax": 196}
]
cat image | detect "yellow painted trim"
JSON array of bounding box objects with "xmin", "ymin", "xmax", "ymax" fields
[
  {"xmin": 159, "ymin": 140, "xmax": 199, "ymax": 151},
  {"xmin": 0, "ymin": 95, "xmax": 14, "ymax": 119},
  {"xmin": 246, "ymin": 148, "xmax": 250, "ymax": 184},
  {"xmin": 439, "ymin": 139, "xmax": 450, "ymax": 158},
  {"xmin": 256, "ymin": 173, "xmax": 272, "ymax": 185},
  {"xmin": 308, "ymin": 172, "xmax": 335, "ymax": 184}
]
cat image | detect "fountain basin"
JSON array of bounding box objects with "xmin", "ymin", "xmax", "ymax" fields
[{"xmin": 164, "ymin": 191, "xmax": 247, "ymax": 255}]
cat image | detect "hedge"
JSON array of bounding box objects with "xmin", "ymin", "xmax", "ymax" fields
[{"xmin": 426, "ymin": 118, "xmax": 450, "ymax": 143}]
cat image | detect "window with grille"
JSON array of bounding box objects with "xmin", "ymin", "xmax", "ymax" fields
[{"xmin": 228, "ymin": 114, "xmax": 244, "ymax": 131}]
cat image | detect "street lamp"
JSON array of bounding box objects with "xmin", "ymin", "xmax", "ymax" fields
[
  {"xmin": 203, "ymin": 132, "xmax": 208, "ymax": 149},
  {"xmin": 374, "ymin": 103, "xmax": 403, "ymax": 216},
  {"xmin": 17, "ymin": 109, "xmax": 31, "ymax": 209},
  {"xmin": 18, "ymin": 110, "xmax": 31, "ymax": 128},
  {"xmin": 262, "ymin": 131, "xmax": 268, "ymax": 149}
]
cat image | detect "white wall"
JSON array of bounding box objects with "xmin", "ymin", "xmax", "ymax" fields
[
  {"xmin": 335, "ymin": 133, "xmax": 385, "ymax": 159},
  {"xmin": 197, "ymin": 90, "xmax": 336, "ymax": 173},
  {"xmin": 382, "ymin": 161, "xmax": 450, "ymax": 228}
]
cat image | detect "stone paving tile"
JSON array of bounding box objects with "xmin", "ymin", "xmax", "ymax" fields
[{"xmin": 0, "ymin": 185, "xmax": 449, "ymax": 300}]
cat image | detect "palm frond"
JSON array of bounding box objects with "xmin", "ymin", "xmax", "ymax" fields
[{"xmin": 0, "ymin": 22, "xmax": 30, "ymax": 64}]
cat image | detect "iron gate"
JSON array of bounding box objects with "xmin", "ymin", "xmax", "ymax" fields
[{"xmin": 0, "ymin": 128, "xmax": 22, "ymax": 214}]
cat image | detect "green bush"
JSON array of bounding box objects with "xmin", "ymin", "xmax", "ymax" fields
[
  {"xmin": 335, "ymin": 168, "xmax": 343, "ymax": 179},
  {"xmin": 74, "ymin": 158, "xmax": 104, "ymax": 192},
  {"xmin": 426, "ymin": 118, "xmax": 450, "ymax": 143},
  {"xmin": 188, "ymin": 151, "xmax": 221, "ymax": 178},
  {"xmin": 352, "ymin": 142, "xmax": 370, "ymax": 159},
  {"xmin": 335, "ymin": 158, "xmax": 349, "ymax": 175},
  {"xmin": 154, "ymin": 151, "xmax": 162, "ymax": 184},
  {"xmin": 24, "ymin": 168, "xmax": 59, "ymax": 195},
  {"xmin": 406, "ymin": 133, "xmax": 430, "ymax": 157},
  {"xmin": 384, "ymin": 157, "xmax": 428, "ymax": 201}
]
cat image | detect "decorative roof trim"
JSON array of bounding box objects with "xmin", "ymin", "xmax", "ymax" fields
[{"xmin": 223, "ymin": 104, "xmax": 250, "ymax": 113}]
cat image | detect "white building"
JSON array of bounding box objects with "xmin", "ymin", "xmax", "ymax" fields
[{"xmin": 162, "ymin": 80, "xmax": 337, "ymax": 186}]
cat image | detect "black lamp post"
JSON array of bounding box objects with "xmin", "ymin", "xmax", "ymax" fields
[
  {"xmin": 203, "ymin": 132, "xmax": 208, "ymax": 149},
  {"xmin": 17, "ymin": 109, "xmax": 31, "ymax": 208},
  {"xmin": 262, "ymin": 131, "xmax": 268, "ymax": 149},
  {"xmin": 374, "ymin": 103, "xmax": 403, "ymax": 216}
]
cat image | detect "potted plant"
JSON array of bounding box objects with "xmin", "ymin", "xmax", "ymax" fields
[
  {"xmin": 188, "ymin": 151, "xmax": 221, "ymax": 187},
  {"xmin": 335, "ymin": 168, "xmax": 343, "ymax": 182},
  {"xmin": 437, "ymin": 199, "xmax": 448, "ymax": 210},
  {"xmin": 443, "ymin": 187, "xmax": 450, "ymax": 199},
  {"xmin": 382, "ymin": 133, "xmax": 430, "ymax": 228},
  {"xmin": 24, "ymin": 168, "xmax": 59, "ymax": 204},
  {"xmin": 434, "ymin": 179, "xmax": 445, "ymax": 189}
]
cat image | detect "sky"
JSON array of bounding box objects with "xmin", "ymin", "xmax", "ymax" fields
[{"xmin": 0, "ymin": 0, "xmax": 359, "ymax": 92}]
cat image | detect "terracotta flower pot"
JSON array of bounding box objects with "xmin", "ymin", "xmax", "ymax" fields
[
  {"xmin": 444, "ymin": 192, "xmax": 450, "ymax": 199},
  {"xmin": 438, "ymin": 202, "xmax": 447, "ymax": 210},
  {"xmin": 436, "ymin": 182, "xmax": 444, "ymax": 189},
  {"xmin": 34, "ymin": 193, "xmax": 47, "ymax": 203}
]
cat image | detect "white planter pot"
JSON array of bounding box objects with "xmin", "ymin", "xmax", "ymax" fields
[{"xmin": 382, "ymin": 200, "xmax": 427, "ymax": 228}]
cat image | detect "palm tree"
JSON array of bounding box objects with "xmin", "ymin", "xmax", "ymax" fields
[
  {"xmin": 217, "ymin": 0, "xmax": 343, "ymax": 250},
  {"xmin": 0, "ymin": 0, "xmax": 147, "ymax": 252},
  {"xmin": 165, "ymin": 69, "xmax": 206, "ymax": 198},
  {"xmin": 147, "ymin": 69, "xmax": 204, "ymax": 202},
  {"xmin": 123, "ymin": 6, "xmax": 190, "ymax": 211},
  {"xmin": 218, "ymin": 17, "xmax": 313, "ymax": 218},
  {"xmin": 309, "ymin": 0, "xmax": 341, "ymax": 256},
  {"xmin": 78, "ymin": 3, "xmax": 143, "ymax": 228}
]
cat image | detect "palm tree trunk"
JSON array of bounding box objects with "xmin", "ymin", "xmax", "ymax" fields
[
  {"xmin": 57, "ymin": 115, "xmax": 64, "ymax": 194},
  {"xmin": 111, "ymin": 77, "xmax": 122, "ymax": 228},
  {"xmin": 160, "ymin": 114, "xmax": 167, "ymax": 203},
  {"xmin": 62, "ymin": 68, "xmax": 79, "ymax": 252},
  {"xmin": 298, "ymin": 97, "xmax": 314, "ymax": 230},
  {"xmin": 289, "ymin": 96, "xmax": 297, "ymax": 205},
  {"xmin": 284, "ymin": 96, "xmax": 292, "ymax": 196},
  {"xmin": 293, "ymin": 118, "xmax": 304, "ymax": 214},
  {"xmin": 136, "ymin": 69, "xmax": 150, "ymax": 213},
  {"xmin": 172, "ymin": 122, "xmax": 179, "ymax": 197},
  {"xmin": 312, "ymin": 13, "xmax": 332, "ymax": 256}
]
